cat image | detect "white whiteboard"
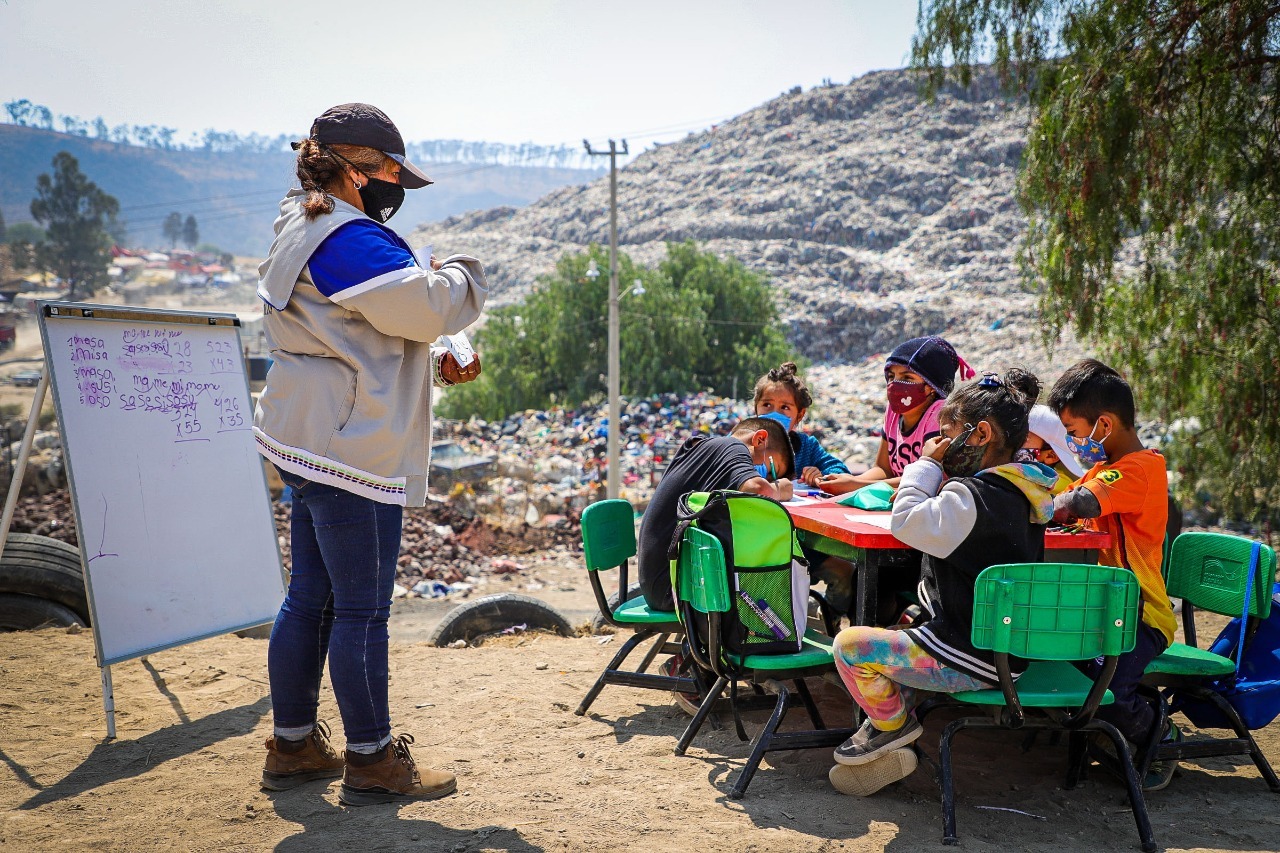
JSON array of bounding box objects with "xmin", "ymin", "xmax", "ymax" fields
[{"xmin": 39, "ymin": 303, "xmax": 285, "ymax": 665}]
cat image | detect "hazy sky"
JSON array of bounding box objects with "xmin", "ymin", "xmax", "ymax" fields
[{"xmin": 1, "ymin": 0, "xmax": 919, "ymax": 151}]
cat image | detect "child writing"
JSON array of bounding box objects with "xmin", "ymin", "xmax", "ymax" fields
[
  {"xmin": 827, "ymin": 369, "xmax": 1058, "ymax": 797},
  {"xmin": 753, "ymin": 362, "xmax": 859, "ymax": 613},
  {"xmin": 821, "ymin": 336, "xmax": 974, "ymax": 492},
  {"xmin": 637, "ymin": 416, "xmax": 794, "ymax": 611},
  {"xmin": 753, "ymin": 362, "xmax": 852, "ymax": 490},
  {"xmin": 1048, "ymin": 359, "xmax": 1178, "ymax": 790}
]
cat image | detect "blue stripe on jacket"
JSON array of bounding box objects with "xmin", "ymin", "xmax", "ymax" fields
[{"xmin": 306, "ymin": 219, "xmax": 423, "ymax": 299}]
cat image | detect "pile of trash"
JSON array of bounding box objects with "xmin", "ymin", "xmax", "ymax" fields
[{"xmin": 4, "ymin": 486, "xmax": 580, "ymax": 602}]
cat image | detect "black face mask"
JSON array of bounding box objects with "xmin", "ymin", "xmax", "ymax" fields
[
  {"xmin": 356, "ymin": 176, "xmax": 405, "ymax": 223},
  {"xmin": 941, "ymin": 424, "xmax": 987, "ymax": 479}
]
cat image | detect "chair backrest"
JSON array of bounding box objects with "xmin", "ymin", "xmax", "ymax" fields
[
  {"xmin": 676, "ymin": 526, "xmax": 732, "ymax": 615},
  {"xmin": 1166, "ymin": 532, "xmax": 1275, "ymax": 620},
  {"xmin": 972, "ymin": 563, "xmax": 1141, "ymax": 661},
  {"xmin": 581, "ymin": 499, "xmax": 636, "ymax": 572}
]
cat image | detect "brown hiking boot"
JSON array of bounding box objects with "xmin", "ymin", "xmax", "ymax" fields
[
  {"xmin": 261, "ymin": 721, "xmax": 345, "ymax": 791},
  {"xmin": 339, "ymin": 734, "xmax": 457, "ymax": 806}
]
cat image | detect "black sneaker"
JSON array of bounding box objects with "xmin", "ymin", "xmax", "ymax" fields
[
  {"xmin": 1143, "ymin": 723, "xmax": 1182, "ymax": 792},
  {"xmin": 834, "ymin": 717, "xmax": 923, "ymax": 766},
  {"xmin": 659, "ymin": 653, "xmax": 703, "ymax": 717}
]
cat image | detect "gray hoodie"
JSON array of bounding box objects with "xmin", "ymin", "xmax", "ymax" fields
[{"xmin": 253, "ymin": 190, "xmax": 487, "ymax": 506}]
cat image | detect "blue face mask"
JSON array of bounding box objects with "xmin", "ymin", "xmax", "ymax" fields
[
  {"xmin": 754, "ymin": 456, "xmax": 779, "ymax": 481},
  {"xmin": 1066, "ymin": 419, "xmax": 1109, "ymax": 466}
]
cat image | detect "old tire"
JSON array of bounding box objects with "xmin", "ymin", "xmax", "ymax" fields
[
  {"xmin": 590, "ymin": 582, "xmax": 644, "ymax": 634},
  {"xmin": 428, "ymin": 593, "xmax": 574, "ymax": 647},
  {"xmin": 0, "ymin": 592, "xmax": 85, "ymax": 630},
  {"xmin": 0, "ymin": 533, "xmax": 89, "ymax": 624}
]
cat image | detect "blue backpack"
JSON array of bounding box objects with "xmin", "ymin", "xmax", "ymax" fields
[{"xmin": 1175, "ymin": 566, "xmax": 1280, "ymax": 731}]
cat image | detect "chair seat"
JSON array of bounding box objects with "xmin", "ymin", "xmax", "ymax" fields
[
  {"xmin": 950, "ymin": 660, "xmax": 1115, "ymax": 708},
  {"xmin": 1144, "ymin": 641, "xmax": 1236, "ymax": 678},
  {"xmin": 613, "ymin": 596, "xmax": 681, "ymax": 626},
  {"xmin": 729, "ymin": 628, "xmax": 835, "ymax": 671}
]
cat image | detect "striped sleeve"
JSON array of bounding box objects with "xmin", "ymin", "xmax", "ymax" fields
[{"xmin": 306, "ymin": 219, "xmax": 423, "ymax": 302}]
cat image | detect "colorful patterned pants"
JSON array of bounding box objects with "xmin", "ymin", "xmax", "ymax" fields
[{"xmin": 834, "ymin": 626, "xmax": 990, "ymax": 731}]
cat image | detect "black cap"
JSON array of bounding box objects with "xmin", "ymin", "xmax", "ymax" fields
[
  {"xmin": 297, "ymin": 103, "xmax": 432, "ymax": 188},
  {"xmin": 884, "ymin": 336, "xmax": 965, "ymax": 396}
]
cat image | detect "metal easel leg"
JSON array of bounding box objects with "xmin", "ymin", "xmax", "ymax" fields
[
  {"xmin": 101, "ymin": 665, "xmax": 117, "ymax": 739},
  {"xmin": 0, "ymin": 370, "xmax": 49, "ymax": 559}
]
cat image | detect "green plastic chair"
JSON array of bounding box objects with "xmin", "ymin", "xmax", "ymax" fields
[
  {"xmin": 671, "ymin": 526, "xmax": 853, "ymax": 799},
  {"xmin": 931, "ymin": 563, "xmax": 1155, "ymax": 852},
  {"xmin": 574, "ymin": 499, "xmax": 697, "ymax": 716},
  {"xmin": 1140, "ymin": 532, "xmax": 1279, "ymax": 790}
]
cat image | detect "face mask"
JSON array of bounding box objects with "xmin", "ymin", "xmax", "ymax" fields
[
  {"xmin": 1065, "ymin": 419, "xmax": 1109, "ymax": 466},
  {"xmin": 942, "ymin": 424, "xmax": 986, "ymax": 479},
  {"xmin": 887, "ymin": 380, "xmax": 930, "ymax": 415},
  {"xmin": 754, "ymin": 450, "xmax": 778, "ymax": 481},
  {"xmin": 356, "ymin": 176, "xmax": 405, "ymax": 223}
]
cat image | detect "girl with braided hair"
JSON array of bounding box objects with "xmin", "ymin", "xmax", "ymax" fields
[{"xmin": 827, "ymin": 368, "xmax": 1059, "ymax": 796}]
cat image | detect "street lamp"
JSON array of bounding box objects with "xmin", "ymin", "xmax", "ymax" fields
[{"xmin": 584, "ymin": 138, "xmax": 629, "ymax": 499}]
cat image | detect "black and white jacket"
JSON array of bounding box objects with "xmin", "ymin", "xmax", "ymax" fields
[{"xmin": 893, "ymin": 457, "xmax": 1050, "ymax": 684}]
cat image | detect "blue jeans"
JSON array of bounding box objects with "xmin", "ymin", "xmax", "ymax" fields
[
  {"xmin": 268, "ymin": 472, "xmax": 403, "ymax": 752},
  {"xmin": 1076, "ymin": 620, "xmax": 1168, "ymax": 743}
]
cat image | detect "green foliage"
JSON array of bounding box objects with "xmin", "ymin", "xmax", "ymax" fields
[
  {"xmin": 162, "ymin": 212, "xmax": 183, "ymax": 249},
  {"xmin": 182, "ymin": 214, "xmax": 199, "ymax": 249},
  {"xmin": 439, "ymin": 242, "xmax": 798, "ymax": 420},
  {"xmin": 4, "ymin": 222, "xmax": 45, "ymax": 273},
  {"xmin": 914, "ymin": 1, "xmax": 1280, "ymax": 527},
  {"xmin": 29, "ymin": 152, "xmax": 120, "ymax": 299}
]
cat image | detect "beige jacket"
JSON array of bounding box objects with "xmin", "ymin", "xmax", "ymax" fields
[{"xmin": 253, "ymin": 190, "xmax": 487, "ymax": 506}]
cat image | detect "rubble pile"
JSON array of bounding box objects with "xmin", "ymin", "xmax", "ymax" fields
[{"xmin": 5, "ymin": 486, "xmax": 581, "ymax": 599}]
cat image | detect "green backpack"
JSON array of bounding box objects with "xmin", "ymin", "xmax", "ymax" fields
[{"xmin": 667, "ymin": 490, "xmax": 808, "ymax": 658}]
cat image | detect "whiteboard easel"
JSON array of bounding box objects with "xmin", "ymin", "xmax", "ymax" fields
[{"xmin": 0, "ymin": 302, "xmax": 286, "ymax": 737}]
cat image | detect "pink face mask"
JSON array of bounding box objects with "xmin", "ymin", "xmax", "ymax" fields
[{"xmin": 887, "ymin": 380, "xmax": 930, "ymax": 414}]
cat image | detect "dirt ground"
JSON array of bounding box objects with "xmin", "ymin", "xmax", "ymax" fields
[{"xmin": 2, "ymin": 609, "xmax": 1279, "ymax": 853}]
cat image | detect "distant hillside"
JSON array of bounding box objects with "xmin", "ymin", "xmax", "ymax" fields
[
  {"xmin": 0, "ymin": 125, "xmax": 603, "ymax": 256},
  {"xmin": 412, "ymin": 68, "xmax": 1083, "ymax": 372}
]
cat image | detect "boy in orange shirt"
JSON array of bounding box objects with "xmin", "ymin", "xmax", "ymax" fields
[{"xmin": 1048, "ymin": 359, "xmax": 1178, "ymax": 790}]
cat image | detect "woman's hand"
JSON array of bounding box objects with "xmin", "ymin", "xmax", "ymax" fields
[
  {"xmin": 440, "ymin": 352, "xmax": 483, "ymax": 385},
  {"xmin": 922, "ymin": 435, "xmax": 952, "ymax": 462}
]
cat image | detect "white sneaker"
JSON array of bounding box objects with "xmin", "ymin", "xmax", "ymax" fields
[{"xmin": 829, "ymin": 748, "xmax": 918, "ymax": 796}]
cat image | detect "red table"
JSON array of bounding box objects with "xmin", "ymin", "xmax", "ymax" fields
[{"xmin": 787, "ymin": 499, "xmax": 1112, "ymax": 626}]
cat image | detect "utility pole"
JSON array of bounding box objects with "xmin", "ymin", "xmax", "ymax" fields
[{"xmin": 583, "ymin": 138, "xmax": 628, "ymax": 500}]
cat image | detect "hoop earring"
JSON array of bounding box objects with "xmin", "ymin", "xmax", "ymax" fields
[{"xmin": 353, "ymin": 180, "xmax": 363, "ymax": 190}]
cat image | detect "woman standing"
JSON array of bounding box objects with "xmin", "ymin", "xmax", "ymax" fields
[{"xmin": 254, "ymin": 103, "xmax": 487, "ymax": 805}]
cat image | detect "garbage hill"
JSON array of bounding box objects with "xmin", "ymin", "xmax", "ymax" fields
[{"xmin": 413, "ymin": 68, "xmax": 1086, "ymax": 377}]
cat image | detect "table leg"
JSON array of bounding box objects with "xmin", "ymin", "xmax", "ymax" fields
[{"xmin": 854, "ymin": 548, "xmax": 880, "ymax": 628}]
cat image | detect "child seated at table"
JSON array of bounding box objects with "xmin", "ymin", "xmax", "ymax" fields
[
  {"xmin": 637, "ymin": 416, "xmax": 794, "ymax": 611},
  {"xmin": 1048, "ymin": 359, "xmax": 1178, "ymax": 790},
  {"xmin": 752, "ymin": 362, "xmax": 859, "ymax": 615},
  {"xmin": 1016, "ymin": 404, "xmax": 1086, "ymax": 495},
  {"xmin": 819, "ymin": 335, "xmax": 973, "ymax": 492},
  {"xmin": 827, "ymin": 369, "xmax": 1057, "ymax": 797},
  {"xmin": 818, "ymin": 336, "xmax": 973, "ymax": 624},
  {"xmin": 754, "ymin": 361, "xmax": 852, "ymax": 490}
]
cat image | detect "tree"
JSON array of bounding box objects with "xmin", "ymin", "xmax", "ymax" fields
[
  {"xmin": 913, "ymin": 1, "xmax": 1280, "ymax": 527},
  {"xmin": 29, "ymin": 152, "xmax": 119, "ymax": 299},
  {"xmin": 4, "ymin": 222, "xmax": 46, "ymax": 273},
  {"xmin": 162, "ymin": 212, "xmax": 183, "ymax": 249},
  {"xmin": 182, "ymin": 215, "xmax": 199, "ymax": 249},
  {"xmin": 438, "ymin": 242, "xmax": 798, "ymax": 421}
]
